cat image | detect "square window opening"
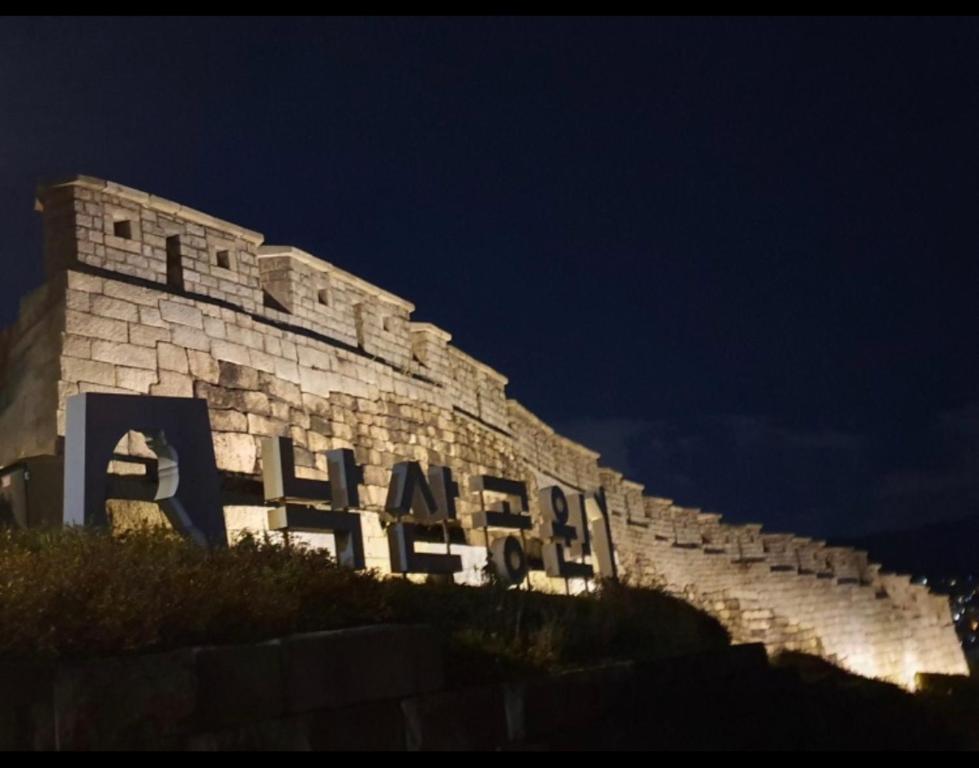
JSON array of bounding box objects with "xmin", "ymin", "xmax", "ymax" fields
[{"xmin": 113, "ymin": 220, "xmax": 133, "ymax": 239}]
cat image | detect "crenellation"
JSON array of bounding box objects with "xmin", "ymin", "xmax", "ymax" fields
[
  {"xmin": 734, "ymin": 524, "xmax": 766, "ymax": 561},
  {"xmin": 409, "ymin": 322, "xmax": 452, "ymax": 383},
  {"xmin": 824, "ymin": 546, "xmax": 864, "ymax": 583},
  {"xmin": 622, "ymin": 480, "xmax": 647, "ymax": 525},
  {"xmin": 670, "ymin": 506, "xmax": 703, "ymax": 547},
  {"xmin": 761, "ymin": 533, "xmax": 798, "ymax": 571}
]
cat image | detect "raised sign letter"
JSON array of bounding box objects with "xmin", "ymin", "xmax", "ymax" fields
[
  {"xmin": 385, "ymin": 461, "xmax": 461, "ymax": 574},
  {"xmin": 539, "ymin": 485, "xmax": 593, "ymax": 579},
  {"xmin": 63, "ymin": 393, "xmax": 226, "ymax": 547},
  {"xmin": 262, "ymin": 437, "xmax": 366, "ymax": 569}
]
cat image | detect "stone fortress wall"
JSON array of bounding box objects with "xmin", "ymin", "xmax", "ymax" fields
[{"xmin": 0, "ymin": 176, "xmax": 966, "ymax": 688}]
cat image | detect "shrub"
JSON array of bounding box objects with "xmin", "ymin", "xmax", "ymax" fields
[{"xmin": 0, "ymin": 526, "xmax": 729, "ymax": 682}]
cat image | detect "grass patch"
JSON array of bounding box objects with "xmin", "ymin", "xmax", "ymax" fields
[{"xmin": 0, "ymin": 527, "xmax": 728, "ymax": 682}]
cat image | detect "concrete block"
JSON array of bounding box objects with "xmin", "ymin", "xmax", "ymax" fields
[
  {"xmin": 194, "ymin": 641, "xmax": 284, "ymax": 730},
  {"xmin": 186, "ymin": 716, "xmax": 310, "ymax": 751},
  {"xmin": 401, "ymin": 684, "xmax": 507, "ymax": 751},
  {"xmin": 518, "ymin": 663, "xmax": 635, "ymax": 743},
  {"xmin": 281, "ymin": 624, "xmax": 444, "ymax": 714},
  {"xmin": 305, "ymin": 699, "xmax": 406, "ymax": 751},
  {"xmin": 53, "ymin": 649, "xmax": 197, "ymax": 750},
  {"xmin": 0, "ymin": 661, "xmax": 55, "ymax": 751}
]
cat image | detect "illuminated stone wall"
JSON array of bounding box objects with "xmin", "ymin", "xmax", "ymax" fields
[{"xmin": 0, "ymin": 175, "xmax": 967, "ymax": 687}]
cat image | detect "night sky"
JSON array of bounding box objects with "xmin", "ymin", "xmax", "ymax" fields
[{"xmin": 2, "ymin": 17, "xmax": 978, "ymax": 538}]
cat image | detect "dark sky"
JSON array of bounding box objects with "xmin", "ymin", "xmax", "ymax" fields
[{"xmin": 2, "ymin": 17, "xmax": 979, "ymax": 538}]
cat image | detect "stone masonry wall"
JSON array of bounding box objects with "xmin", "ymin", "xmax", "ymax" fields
[
  {"xmin": 0, "ymin": 278, "xmax": 63, "ymax": 462},
  {"xmin": 0, "ymin": 175, "xmax": 966, "ymax": 688}
]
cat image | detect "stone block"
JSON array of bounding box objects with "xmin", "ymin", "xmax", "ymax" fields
[
  {"xmin": 269, "ymin": 400, "xmax": 290, "ymax": 422},
  {"xmin": 225, "ymin": 324, "xmax": 264, "ymax": 349},
  {"xmin": 309, "ymin": 415, "xmax": 332, "ymax": 435},
  {"xmin": 159, "ymin": 300, "xmax": 203, "ymax": 329},
  {"xmin": 129, "ymin": 324, "xmax": 171, "ymax": 348},
  {"xmin": 203, "ymin": 317, "xmax": 226, "ymax": 339},
  {"xmin": 307, "ymin": 430, "xmax": 331, "ymax": 453},
  {"xmin": 172, "ymin": 325, "xmax": 212, "ymax": 352},
  {"xmin": 116, "ymin": 366, "xmax": 158, "ymax": 393},
  {"xmin": 209, "ymin": 409, "xmax": 248, "ymax": 433},
  {"xmin": 92, "ymin": 295, "xmax": 139, "ymax": 322},
  {"xmin": 157, "ymin": 342, "xmax": 189, "ymax": 373},
  {"xmin": 212, "ymin": 432, "xmax": 258, "ymax": 473},
  {"xmin": 66, "ymin": 288, "xmax": 91, "ymax": 313},
  {"xmin": 218, "ymin": 361, "xmax": 259, "ymax": 390},
  {"xmin": 193, "ymin": 384, "xmax": 266, "ymax": 417},
  {"xmin": 242, "ymin": 391, "xmax": 271, "ymax": 416},
  {"xmin": 280, "ymin": 338, "xmax": 298, "ymax": 362},
  {"xmin": 212, "ymin": 339, "xmax": 251, "ymax": 366},
  {"xmin": 150, "ymin": 370, "xmax": 194, "ymax": 397},
  {"xmin": 62, "ymin": 333, "xmax": 92, "ymax": 359},
  {"xmin": 195, "ymin": 381, "xmax": 235, "ymax": 409},
  {"xmin": 62, "ymin": 356, "xmax": 117, "ymax": 387},
  {"xmin": 274, "ymin": 357, "xmax": 301, "ymax": 384},
  {"xmin": 139, "ymin": 306, "xmax": 167, "ymax": 328},
  {"xmin": 78, "ymin": 381, "xmax": 132, "ymax": 395},
  {"xmin": 258, "ymin": 374, "xmax": 301, "ymax": 407},
  {"xmin": 299, "ymin": 365, "xmax": 332, "ymax": 398},
  {"xmin": 297, "ymin": 345, "xmax": 334, "ymax": 371},
  {"xmin": 65, "ymin": 309, "xmax": 128, "ymax": 342},
  {"xmin": 104, "ymin": 280, "xmax": 165, "ymax": 307},
  {"xmin": 108, "ymin": 499, "xmax": 169, "ymax": 531},
  {"xmin": 66, "ymin": 270, "xmax": 104, "ymax": 293},
  {"xmin": 264, "ymin": 335, "xmax": 283, "ymax": 357},
  {"xmin": 92, "ymin": 340, "xmax": 157, "ymax": 370},
  {"xmin": 247, "ymin": 413, "xmax": 287, "ymax": 437},
  {"xmin": 281, "ymin": 624, "xmax": 444, "ymax": 714},
  {"xmin": 187, "ymin": 350, "xmax": 220, "ymax": 383},
  {"xmin": 248, "ymin": 348, "xmax": 277, "ymax": 374}
]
